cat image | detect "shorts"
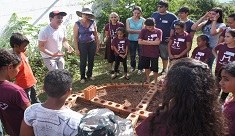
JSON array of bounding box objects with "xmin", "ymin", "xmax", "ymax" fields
[
  {"xmin": 159, "ymin": 43, "xmax": 168, "ymax": 60},
  {"xmin": 141, "ymin": 56, "xmax": 158, "ymax": 72},
  {"xmin": 43, "ymin": 57, "xmax": 65, "ymax": 71}
]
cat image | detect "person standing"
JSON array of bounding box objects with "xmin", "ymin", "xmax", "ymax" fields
[
  {"xmin": 10, "ymin": 33, "xmax": 40, "ymax": 104},
  {"xmin": 126, "ymin": 6, "xmax": 145, "ymax": 75},
  {"xmin": 219, "ymin": 13, "xmax": 235, "ymax": 43},
  {"xmin": 138, "ymin": 18, "xmax": 162, "ymax": 83},
  {"xmin": 38, "ymin": 10, "xmax": 74, "ymax": 71},
  {"xmin": 191, "ymin": 7, "xmax": 226, "ymax": 69},
  {"xmin": 0, "ymin": 49, "xmax": 30, "ymax": 136},
  {"xmin": 104, "ymin": 12, "xmax": 124, "ymax": 74},
  {"xmin": 170, "ymin": 6, "xmax": 195, "ymax": 38},
  {"xmin": 74, "ymin": 8, "xmax": 100, "ymax": 83},
  {"xmin": 151, "ymin": 1, "xmax": 177, "ymax": 75}
]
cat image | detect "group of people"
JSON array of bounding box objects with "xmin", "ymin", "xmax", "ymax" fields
[{"xmin": 1, "ymin": 0, "xmax": 235, "ymax": 135}]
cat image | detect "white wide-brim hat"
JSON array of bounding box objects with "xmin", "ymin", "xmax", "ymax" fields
[{"xmin": 76, "ymin": 8, "xmax": 95, "ymax": 19}]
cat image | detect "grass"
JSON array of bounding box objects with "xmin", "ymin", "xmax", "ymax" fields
[{"xmin": 38, "ymin": 34, "xmax": 199, "ymax": 102}]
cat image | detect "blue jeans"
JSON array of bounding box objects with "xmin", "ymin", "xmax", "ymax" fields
[
  {"xmin": 79, "ymin": 41, "xmax": 96, "ymax": 80},
  {"xmin": 129, "ymin": 41, "xmax": 142, "ymax": 70}
]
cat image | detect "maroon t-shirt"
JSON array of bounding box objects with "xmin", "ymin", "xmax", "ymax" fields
[
  {"xmin": 214, "ymin": 43, "xmax": 235, "ymax": 73},
  {"xmin": 169, "ymin": 32, "xmax": 192, "ymax": 57},
  {"xmin": 136, "ymin": 115, "xmax": 172, "ymax": 136},
  {"xmin": 0, "ymin": 80, "xmax": 29, "ymax": 136},
  {"xmin": 224, "ymin": 100, "xmax": 235, "ymax": 136},
  {"xmin": 138, "ymin": 28, "xmax": 162, "ymax": 58},
  {"xmin": 112, "ymin": 37, "xmax": 130, "ymax": 55},
  {"xmin": 104, "ymin": 22, "xmax": 124, "ymax": 40},
  {"xmin": 191, "ymin": 47, "xmax": 212, "ymax": 64}
]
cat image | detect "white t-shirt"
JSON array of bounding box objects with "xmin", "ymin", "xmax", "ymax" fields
[
  {"xmin": 38, "ymin": 24, "xmax": 66, "ymax": 58},
  {"xmin": 24, "ymin": 103, "xmax": 83, "ymax": 136}
]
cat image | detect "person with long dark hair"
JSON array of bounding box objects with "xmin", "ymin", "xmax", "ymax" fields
[
  {"xmin": 136, "ymin": 58, "xmax": 227, "ymax": 136},
  {"xmin": 191, "ymin": 7, "xmax": 226, "ymax": 69}
]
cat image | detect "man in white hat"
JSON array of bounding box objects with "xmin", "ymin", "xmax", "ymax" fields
[{"xmin": 38, "ymin": 10, "xmax": 74, "ymax": 71}]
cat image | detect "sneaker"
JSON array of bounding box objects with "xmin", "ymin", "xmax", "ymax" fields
[
  {"xmin": 80, "ymin": 79, "xmax": 85, "ymax": 84},
  {"xmin": 137, "ymin": 70, "xmax": 142, "ymax": 75},
  {"xmin": 130, "ymin": 67, "xmax": 135, "ymax": 72},
  {"xmin": 111, "ymin": 73, "xmax": 117, "ymax": 79},
  {"xmin": 88, "ymin": 77, "xmax": 95, "ymax": 81}
]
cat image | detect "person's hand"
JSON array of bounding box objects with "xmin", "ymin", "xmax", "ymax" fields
[
  {"xmin": 75, "ymin": 50, "xmax": 80, "ymax": 56},
  {"xmin": 213, "ymin": 13, "xmax": 220, "ymax": 21},
  {"xmin": 173, "ymin": 55, "xmax": 181, "ymax": 59},
  {"xmin": 119, "ymin": 54, "xmax": 125, "ymax": 59},
  {"xmin": 52, "ymin": 51, "xmax": 64, "ymax": 57},
  {"xmin": 111, "ymin": 46, "xmax": 114, "ymax": 50},
  {"xmin": 169, "ymin": 54, "xmax": 174, "ymax": 59}
]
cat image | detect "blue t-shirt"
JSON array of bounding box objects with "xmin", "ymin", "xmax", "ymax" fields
[
  {"xmin": 127, "ymin": 17, "xmax": 145, "ymax": 41},
  {"xmin": 170, "ymin": 19, "xmax": 195, "ymax": 34},
  {"xmin": 76, "ymin": 20, "xmax": 95, "ymax": 43},
  {"xmin": 152, "ymin": 12, "xmax": 177, "ymax": 43}
]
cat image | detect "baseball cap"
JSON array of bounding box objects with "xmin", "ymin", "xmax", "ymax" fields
[
  {"xmin": 49, "ymin": 10, "xmax": 67, "ymax": 18},
  {"xmin": 178, "ymin": 7, "xmax": 190, "ymax": 13}
]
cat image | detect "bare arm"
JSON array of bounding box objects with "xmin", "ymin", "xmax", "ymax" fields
[
  {"xmin": 138, "ymin": 38, "xmax": 161, "ymax": 46},
  {"xmin": 73, "ymin": 23, "xmax": 80, "ymax": 56},
  {"xmin": 93, "ymin": 23, "xmax": 100, "ymax": 53},
  {"xmin": 126, "ymin": 19, "xmax": 142, "ymax": 34},
  {"xmin": 63, "ymin": 37, "xmax": 74, "ymax": 53},
  {"xmin": 191, "ymin": 12, "xmax": 209, "ymax": 31},
  {"xmin": 174, "ymin": 42, "xmax": 192, "ymax": 58},
  {"xmin": 168, "ymin": 39, "xmax": 174, "ymax": 59},
  {"xmin": 212, "ymin": 48, "xmax": 218, "ymax": 58},
  {"xmin": 20, "ymin": 120, "xmax": 34, "ymax": 136}
]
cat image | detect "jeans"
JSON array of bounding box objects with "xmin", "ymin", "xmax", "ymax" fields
[
  {"xmin": 79, "ymin": 41, "xmax": 96, "ymax": 79},
  {"xmin": 129, "ymin": 41, "xmax": 142, "ymax": 70}
]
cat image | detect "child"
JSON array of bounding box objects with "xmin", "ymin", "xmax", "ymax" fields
[
  {"xmin": 191, "ymin": 34, "xmax": 213, "ymax": 66},
  {"xmin": 138, "ymin": 18, "xmax": 162, "ymax": 83},
  {"xmin": 10, "ymin": 32, "xmax": 40, "ymax": 104},
  {"xmin": 168, "ymin": 21, "xmax": 192, "ymax": 60},
  {"xmin": 0, "ymin": 49, "xmax": 30, "ymax": 136},
  {"xmin": 219, "ymin": 61, "xmax": 235, "ymax": 136},
  {"xmin": 104, "ymin": 12, "xmax": 124, "ymax": 74},
  {"xmin": 212, "ymin": 29, "xmax": 235, "ymax": 101},
  {"xmin": 136, "ymin": 58, "xmax": 227, "ymax": 136},
  {"xmin": 20, "ymin": 69, "xmax": 83, "ymax": 136},
  {"xmin": 111, "ymin": 27, "xmax": 130, "ymax": 80}
]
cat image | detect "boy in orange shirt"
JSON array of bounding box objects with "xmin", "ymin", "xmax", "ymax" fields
[{"xmin": 10, "ymin": 32, "xmax": 40, "ymax": 104}]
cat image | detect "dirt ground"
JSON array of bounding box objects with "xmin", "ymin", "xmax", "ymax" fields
[{"xmin": 71, "ymin": 85, "xmax": 163, "ymax": 118}]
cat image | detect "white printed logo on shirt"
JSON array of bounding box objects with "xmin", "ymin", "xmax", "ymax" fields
[
  {"xmin": 219, "ymin": 51, "xmax": 235, "ymax": 65},
  {"xmin": 0, "ymin": 102, "xmax": 8, "ymax": 110}
]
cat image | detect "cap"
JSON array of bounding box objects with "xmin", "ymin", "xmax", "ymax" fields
[
  {"xmin": 178, "ymin": 7, "xmax": 190, "ymax": 13},
  {"xmin": 49, "ymin": 11, "xmax": 67, "ymax": 18}
]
